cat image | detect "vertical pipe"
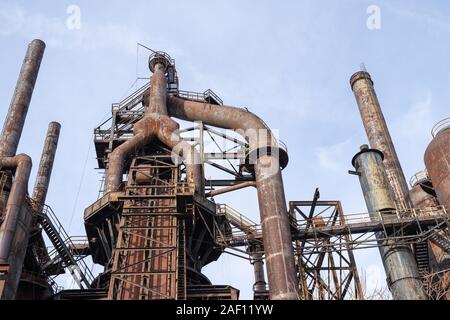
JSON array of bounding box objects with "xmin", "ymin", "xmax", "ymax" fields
[
  {"xmin": 167, "ymin": 96, "xmax": 299, "ymax": 299},
  {"xmin": 424, "ymin": 125, "xmax": 450, "ymax": 210},
  {"xmin": 0, "ymin": 39, "xmax": 46, "ymax": 157},
  {"xmin": 250, "ymin": 249, "xmax": 267, "ymax": 295},
  {"xmin": 352, "ymin": 145, "xmax": 427, "ymax": 300},
  {"xmin": 350, "ymin": 71, "xmax": 411, "ymax": 210},
  {"xmin": 255, "ymin": 155, "xmax": 298, "ymax": 300},
  {"xmin": 32, "ymin": 122, "xmax": 61, "ymax": 212}
]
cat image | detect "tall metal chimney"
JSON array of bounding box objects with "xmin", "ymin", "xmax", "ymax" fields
[
  {"xmin": 0, "ymin": 39, "xmax": 46, "ymax": 157},
  {"xmin": 352, "ymin": 145, "xmax": 427, "ymax": 300},
  {"xmin": 350, "ymin": 69, "xmax": 411, "ymax": 210},
  {"xmin": 32, "ymin": 122, "xmax": 61, "ymax": 212},
  {"xmin": 0, "ymin": 39, "xmax": 45, "ymax": 300}
]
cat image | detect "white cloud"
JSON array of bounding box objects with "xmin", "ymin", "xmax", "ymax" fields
[
  {"xmin": 0, "ymin": 3, "xmax": 25, "ymax": 36},
  {"xmin": 315, "ymin": 139, "xmax": 352, "ymax": 171},
  {"xmin": 0, "ymin": 3, "xmax": 144, "ymax": 54},
  {"xmin": 395, "ymin": 90, "xmax": 433, "ymax": 140}
]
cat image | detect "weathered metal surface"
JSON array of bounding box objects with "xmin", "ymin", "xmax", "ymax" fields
[
  {"xmin": 32, "ymin": 122, "xmax": 61, "ymax": 213},
  {"xmin": 0, "ymin": 155, "xmax": 32, "ymax": 264},
  {"xmin": 350, "ymin": 71, "xmax": 411, "ymax": 210},
  {"xmin": 104, "ymin": 58, "xmax": 203, "ymax": 194},
  {"xmin": 424, "ymin": 126, "xmax": 450, "ymax": 210},
  {"xmin": 0, "ymin": 203, "xmax": 33, "ymax": 300},
  {"xmin": 352, "ymin": 145, "xmax": 427, "ymax": 300},
  {"xmin": 0, "ymin": 39, "xmax": 45, "ymax": 158},
  {"xmin": 168, "ymin": 97, "xmax": 298, "ymax": 299},
  {"xmin": 409, "ymin": 183, "xmax": 439, "ymax": 209}
]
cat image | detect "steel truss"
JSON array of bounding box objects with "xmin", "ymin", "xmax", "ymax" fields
[{"xmin": 108, "ymin": 155, "xmax": 190, "ymax": 300}]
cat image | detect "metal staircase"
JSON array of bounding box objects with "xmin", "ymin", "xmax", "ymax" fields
[
  {"xmin": 415, "ymin": 241, "xmax": 430, "ymax": 276},
  {"xmin": 429, "ymin": 231, "xmax": 450, "ymax": 253},
  {"xmin": 37, "ymin": 204, "xmax": 95, "ymax": 289}
]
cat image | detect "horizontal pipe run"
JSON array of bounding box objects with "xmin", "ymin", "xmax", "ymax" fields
[{"xmin": 206, "ymin": 181, "xmax": 256, "ymax": 197}]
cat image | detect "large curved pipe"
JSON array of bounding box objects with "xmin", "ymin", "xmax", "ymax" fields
[
  {"xmin": 0, "ymin": 154, "xmax": 32, "ymax": 264},
  {"xmin": 104, "ymin": 62, "xmax": 203, "ymax": 194},
  {"xmin": 167, "ymin": 96, "xmax": 298, "ymax": 300}
]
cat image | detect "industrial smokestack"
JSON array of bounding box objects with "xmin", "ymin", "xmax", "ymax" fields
[
  {"xmin": 0, "ymin": 39, "xmax": 45, "ymax": 300},
  {"xmin": 350, "ymin": 70, "xmax": 411, "ymax": 210},
  {"xmin": 352, "ymin": 145, "xmax": 427, "ymax": 300},
  {"xmin": 0, "ymin": 39, "xmax": 46, "ymax": 158},
  {"xmin": 249, "ymin": 244, "xmax": 267, "ymax": 297},
  {"xmin": 32, "ymin": 122, "xmax": 61, "ymax": 212}
]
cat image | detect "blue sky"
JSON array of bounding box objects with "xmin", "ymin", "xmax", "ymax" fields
[{"xmin": 0, "ymin": 0, "xmax": 448, "ymax": 299}]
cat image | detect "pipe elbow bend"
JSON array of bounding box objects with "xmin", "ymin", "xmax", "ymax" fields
[{"xmin": 15, "ymin": 153, "xmax": 32, "ymax": 166}]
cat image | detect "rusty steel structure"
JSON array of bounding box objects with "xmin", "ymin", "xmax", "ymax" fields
[
  {"xmin": 352, "ymin": 145, "xmax": 427, "ymax": 300},
  {"xmin": 0, "ymin": 40, "xmax": 448, "ymax": 301},
  {"xmin": 0, "ymin": 39, "xmax": 45, "ymax": 300},
  {"xmin": 350, "ymin": 69, "xmax": 411, "ymax": 210},
  {"xmin": 32, "ymin": 122, "xmax": 61, "ymax": 212},
  {"xmin": 425, "ymin": 119, "xmax": 450, "ymax": 210}
]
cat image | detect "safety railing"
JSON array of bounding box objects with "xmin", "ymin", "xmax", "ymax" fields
[
  {"xmin": 431, "ymin": 117, "xmax": 450, "ymax": 137},
  {"xmin": 409, "ymin": 169, "xmax": 430, "ymax": 188},
  {"xmin": 216, "ymin": 206, "xmax": 449, "ymax": 246},
  {"xmin": 40, "ymin": 205, "xmax": 95, "ymax": 288}
]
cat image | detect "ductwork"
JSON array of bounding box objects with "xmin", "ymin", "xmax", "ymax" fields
[
  {"xmin": 350, "ymin": 71, "xmax": 412, "ymax": 210},
  {"xmin": 167, "ymin": 96, "xmax": 298, "ymax": 300},
  {"xmin": 104, "ymin": 57, "xmax": 203, "ymax": 194}
]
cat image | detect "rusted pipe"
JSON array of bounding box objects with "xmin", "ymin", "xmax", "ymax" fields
[
  {"xmin": 105, "ymin": 60, "xmax": 203, "ymax": 194},
  {"xmin": 167, "ymin": 96, "xmax": 298, "ymax": 300},
  {"xmin": 0, "ymin": 155, "xmax": 32, "ymax": 264},
  {"xmin": 206, "ymin": 181, "xmax": 256, "ymax": 197},
  {"xmin": 32, "ymin": 122, "xmax": 61, "ymax": 213},
  {"xmin": 352, "ymin": 145, "xmax": 427, "ymax": 300},
  {"xmin": 0, "ymin": 39, "xmax": 45, "ymax": 158},
  {"xmin": 350, "ymin": 71, "xmax": 411, "ymax": 210}
]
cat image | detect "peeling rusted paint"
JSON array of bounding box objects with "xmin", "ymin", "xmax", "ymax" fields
[
  {"xmin": 32, "ymin": 122, "xmax": 61, "ymax": 213},
  {"xmin": 350, "ymin": 71, "xmax": 411, "ymax": 210}
]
